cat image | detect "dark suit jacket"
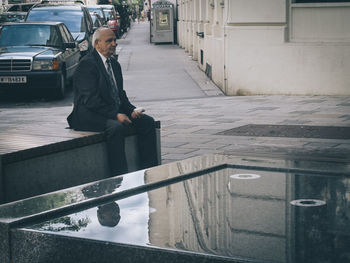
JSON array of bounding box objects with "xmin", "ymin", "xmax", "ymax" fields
[{"xmin": 67, "ymin": 49, "xmax": 135, "ymax": 131}]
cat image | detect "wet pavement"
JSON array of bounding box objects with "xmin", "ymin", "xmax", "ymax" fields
[{"xmin": 0, "ymin": 21, "xmax": 350, "ymax": 163}]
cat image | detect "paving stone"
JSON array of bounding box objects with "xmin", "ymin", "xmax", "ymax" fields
[
  {"xmin": 181, "ymin": 142, "xmax": 227, "ymax": 150},
  {"xmin": 161, "ymin": 147, "xmax": 198, "ymax": 154},
  {"xmin": 191, "ymin": 129, "xmax": 227, "ymax": 135},
  {"xmin": 160, "ymin": 141, "xmax": 188, "ymax": 148}
]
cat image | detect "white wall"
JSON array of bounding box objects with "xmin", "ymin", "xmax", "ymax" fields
[{"xmin": 177, "ymin": 0, "xmax": 350, "ymax": 96}]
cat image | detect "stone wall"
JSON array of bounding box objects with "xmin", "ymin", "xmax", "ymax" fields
[{"xmin": 177, "ymin": 0, "xmax": 350, "ymax": 95}]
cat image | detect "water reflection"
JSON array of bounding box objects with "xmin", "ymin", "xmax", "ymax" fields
[
  {"xmin": 36, "ymin": 202, "xmax": 122, "ymax": 231},
  {"xmin": 97, "ymin": 202, "xmax": 121, "ymax": 227},
  {"xmin": 0, "ymin": 171, "xmax": 140, "ymax": 220},
  {"xmin": 82, "ymin": 177, "xmax": 123, "ymax": 199},
  {"xmin": 22, "ymin": 161, "xmax": 350, "ymax": 263},
  {"xmin": 148, "ymin": 168, "xmax": 350, "ymax": 263},
  {"xmin": 3, "ymin": 153, "xmax": 348, "ymax": 223},
  {"xmin": 291, "ymin": 174, "xmax": 350, "ymax": 263},
  {"xmin": 34, "ymin": 215, "xmax": 91, "ymax": 232},
  {"xmin": 30, "ymin": 193, "xmax": 150, "ymax": 245},
  {"xmin": 148, "ymin": 167, "xmax": 288, "ymax": 261},
  {"xmin": 28, "ymin": 172, "xmax": 150, "ymax": 245}
]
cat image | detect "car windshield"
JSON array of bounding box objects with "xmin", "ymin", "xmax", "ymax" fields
[
  {"xmin": 87, "ymin": 7, "xmax": 103, "ymax": 18},
  {"xmin": 26, "ymin": 9, "xmax": 85, "ymax": 33},
  {"xmin": 0, "ymin": 24, "xmax": 61, "ymax": 47},
  {"xmin": 103, "ymin": 10, "xmax": 114, "ymax": 20}
]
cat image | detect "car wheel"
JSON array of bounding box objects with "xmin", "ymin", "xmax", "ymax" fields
[{"xmin": 55, "ymin": 72, "xmax": 66, "ymax": 99}]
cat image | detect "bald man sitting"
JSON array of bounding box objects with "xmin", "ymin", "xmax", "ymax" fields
[{"xmin": 67, "ymin": 28, "xmax": 158, "ymax": 176}]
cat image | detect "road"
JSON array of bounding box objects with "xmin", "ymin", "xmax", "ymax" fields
[{"xmin": 0, "ymin": 86, "xmax": 74, "ymax": 108}]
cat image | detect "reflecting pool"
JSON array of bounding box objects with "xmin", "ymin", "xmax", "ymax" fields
[{"xmin": 23, "ymin": 165, "xmax": 350, "ymax": 263}]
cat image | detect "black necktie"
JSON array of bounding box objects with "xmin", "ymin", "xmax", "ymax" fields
[{"xmin": 106, "ymin": 58, "xmax": 120, "ymax": 106}]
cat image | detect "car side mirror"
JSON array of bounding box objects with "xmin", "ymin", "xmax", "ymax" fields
[{"xmin": 63, "ymin": 42, "xmax": 76, "ymax": 49}]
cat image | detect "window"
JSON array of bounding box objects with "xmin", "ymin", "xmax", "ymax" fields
[
  {"xmin": 155, "ymin": 9, "xmax": 171, "ymax": 31},
  {"xmin": 59, "ymin": 25, "xmax": 69, "ymax": 43},
  {"xmin": 0, "ymin": 25, "xmax": 59, "ymax": 47},
  {"xmin": 290, "ymin": 0, "xmax": 350, "ymax": 42},
  {"xmin": 62, "ymin": 24, "xmax": 74, "ymax": 42},
  {"xmin": 7, "ymin": 3, "xmax": 34, "ymax": 12},
  {"xmin": 87, "ymin": 7, "xmax": 104, "ymax": 18},
  {"xmin": 26, "ymin": 9, "xmax": 85, "ymax": 33},
  {"xmin": 293, "ymin": 0, "xmax": 350, "ymax": 3}
]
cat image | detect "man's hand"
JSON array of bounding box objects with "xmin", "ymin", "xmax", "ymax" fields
[
  {"xmin": 116, "ymin": 113, "xmax": 132, "ymax": 125},
  {"xmin": 131, "ymin": 110, "xmax": 144, "ymax": 119}
]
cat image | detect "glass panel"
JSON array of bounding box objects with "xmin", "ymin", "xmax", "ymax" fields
[
  {"xmin": 0, "ymin": 25, "xmax": 61, "ymax": 47},
  {"xmin": 26, "ymin": 10, "xmax": 85, "ymax": 33},
  {"xmin": 155, "ymin": 9, "xmax": 171, "ymax": 31},
  {"xmin": 87, "ymin": 7, "xmax": 104, "ymax": 18},
  {"xmin": 58, "ymin": 25, "xmax": 69, "ymax": 43}
]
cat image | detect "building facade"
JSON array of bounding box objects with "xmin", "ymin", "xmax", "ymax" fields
[{"xmin": 177, "ymin": 0, "xmax": 350, "ymax": 95}]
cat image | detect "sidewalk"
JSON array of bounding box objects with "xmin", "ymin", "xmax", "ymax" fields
[
  {"xmin": 118, "ymin": 22, "xmax": 350, "ymax": 164},
  {"xmin": 1, "ymin": 22, "xmax": 350, "ymax": 165},
  {"xmin": 116, "ymin": 22, "xmax": 223, "ymax": 101}
]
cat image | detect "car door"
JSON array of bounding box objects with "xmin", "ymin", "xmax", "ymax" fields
[{"xmin": 59, "ymin": 24, "xmax": 80, "ymax": 79}]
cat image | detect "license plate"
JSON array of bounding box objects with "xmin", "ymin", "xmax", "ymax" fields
[{"xmin": 0, "ymin": 76, "xmax": 27, "ymax": 83}]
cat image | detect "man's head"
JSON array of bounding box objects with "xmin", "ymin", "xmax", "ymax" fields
[{"xmin": 93, "ymin": 27, "xmax": 117, "ymax": 58}]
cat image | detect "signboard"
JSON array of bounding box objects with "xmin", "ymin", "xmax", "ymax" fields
[{"xmin": 151, "ymin": 0, "xmax": 174, "ymax": 43}]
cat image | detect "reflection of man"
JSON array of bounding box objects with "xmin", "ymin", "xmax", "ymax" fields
[
  {"xmin": 82, "ymin": 176, "xmax": 123, "ymax": 199},
  {"xmin": 67, "ymin": 27, "xmax": 158, "ymax": 176},
  {"xmin": 97, "ymin": 202, "xmax": 121, "ymax": 227}
]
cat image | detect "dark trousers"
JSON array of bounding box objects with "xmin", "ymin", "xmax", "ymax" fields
[{"xmin": 104, "ymin": 114, "xmax": 158, "ymax": 176}]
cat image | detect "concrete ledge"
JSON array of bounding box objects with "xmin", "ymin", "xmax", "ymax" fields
[
  {"xmin": 0, "ymin": 121, "xmax": 161, "ymax": 204},
  {"xmin": 1, "ymin": 132, "xmax": 105, "ymax": 165},
  {"xmin": 11, "ymin": 229, "xmax": 232, "ymax": 263}
]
